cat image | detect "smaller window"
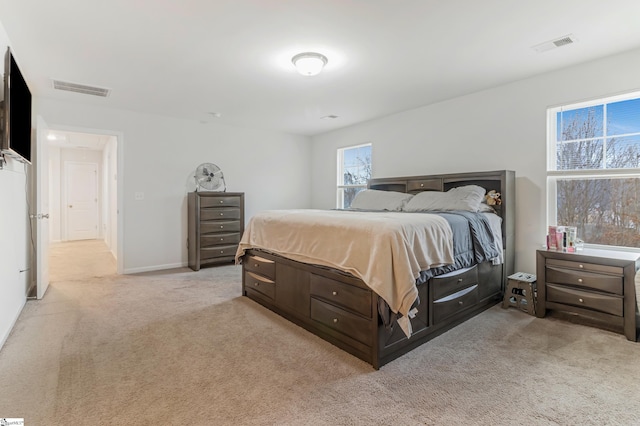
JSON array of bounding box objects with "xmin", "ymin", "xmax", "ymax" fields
[{"xmin": 337, "ymin": 143, "xmax": 372, "ymax": 208}]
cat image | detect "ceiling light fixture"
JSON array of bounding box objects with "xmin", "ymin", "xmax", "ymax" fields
[{"xmin": 292, "ymin": 52, "xmax": 328, "ymax": 76}]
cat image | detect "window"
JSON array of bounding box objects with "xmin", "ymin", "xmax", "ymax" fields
[
  {"xmin": 547, "ymin": 91, "xmax": 640, "ymax": 250},
  {"xmin": 337, "ymin": 143, "xmax": 371, "ymax": 208}
]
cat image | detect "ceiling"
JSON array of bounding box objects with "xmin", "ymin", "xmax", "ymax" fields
[{"xmin": 2, "ymin": 0, "xmax": 640, "ymax": 137}]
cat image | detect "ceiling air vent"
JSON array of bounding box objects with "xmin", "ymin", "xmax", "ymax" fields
[
  {"xmin": 52, "ymin": 79, "xmax": 110, "ymax": 97},
  {"xmin": 531, "ymin": 34, "xmax": 577, "ymax": 53}
]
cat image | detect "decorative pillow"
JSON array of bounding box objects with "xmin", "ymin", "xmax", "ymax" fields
[
  {"xmin": 349, "ymin": 189, "xmax": 414, "ymax": 211},
  {"xmin": 403, "ymin": 185, "xmax": 486, "ymax": 212}
]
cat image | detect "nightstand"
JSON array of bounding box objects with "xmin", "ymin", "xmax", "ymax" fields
[{"xmin": 536, "ymin": 248, "xmax": 640, "ymax": 341}]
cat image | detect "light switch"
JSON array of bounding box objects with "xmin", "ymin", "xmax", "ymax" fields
[{"xmin": 134, "ymin": 192, "xmax": 144, "ymax": 200}]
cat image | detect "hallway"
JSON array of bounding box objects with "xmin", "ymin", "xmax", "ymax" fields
[{"xmin": 49, "ymin": 239, "xmax": 116, "ymax": 282}]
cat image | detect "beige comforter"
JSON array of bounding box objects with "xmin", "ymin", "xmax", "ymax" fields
[{"xmin": 235, "ymin": 209, "xmax": 455, "ymax": 333}]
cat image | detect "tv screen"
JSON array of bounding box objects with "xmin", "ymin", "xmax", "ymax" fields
[{"xmin": 1, "ymin": 47, "xmax": 32, "ymax": 164}]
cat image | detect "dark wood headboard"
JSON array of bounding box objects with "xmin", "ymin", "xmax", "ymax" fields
[{"xmin": 368, "ymin": 170, "xmax": 515, "ymax": 280}]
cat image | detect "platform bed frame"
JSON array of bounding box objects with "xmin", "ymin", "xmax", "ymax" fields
[{"xmin": 241, "ymin": 170, "xmax": 515, "ymax": 369}]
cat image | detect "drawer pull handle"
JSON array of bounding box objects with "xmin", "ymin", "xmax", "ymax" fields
[
  {"xmin": 420, "ymin": 183, "xmax": 424, "ymax": 187},
  {"xmin": 254, "ymin": 282, "xmax": 259, "ymax": 287},
  {"xmin": 578, "ymin": 298, "xmax": 584, "ymax": 303},
  {"xmin": 579, "ymin": 264, "xmax": 584, "ymax": 268},
  {"xmin": 332, "ymin": 291, "xmax": 338, "ymax": 296},
  {"xmin": 578, "ymin": 278, "xmax": 583, "ymax": 283},
  {"xmin": 220, "ymin": 250, "xmax": 225, "ymax": 253},
  {"xmin": 333, "ymin": 318, "xmax": 338, "ymax": 323},
  {"xmin": 458, "ymin": 301, "xmax": 464, "ymax": 306},
  {"xmin": 220, "ymin": 238, "xmax": 224, "ymax": 241},
  {"xmin": 220, "ymin": 213, "xmax": 224, "ymax": 216},
  {"xmin": 220, "ymin": 225, "xmax": 224, "ymax": 229},
  {"xmin": 220, "ymin": 200, "xmax": 224, "ymax": 204},
  {"xmin": 254, "ymin": 264, "xmax": 259, "ymax": 267},
  {"xmin": 457, "ymin": 278, "xmax": 463, "ymax": 282}
]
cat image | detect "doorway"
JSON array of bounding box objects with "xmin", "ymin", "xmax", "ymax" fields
[{"xmin": 46, "ymin": 129, "xmax": 120, "ymax": 281}]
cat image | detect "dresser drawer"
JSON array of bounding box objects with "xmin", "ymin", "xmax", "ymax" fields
[
  {"xmin": 546, "ymin": 266, "xmax": 623, "ymax": 295},
  {"xmin": 546, "ymin": 258, "xmax": 623, "ymax": 276},
  {"xmin": 407, "ymin": 179, "xmax": 442, "ymax": 192},
  {"xmin": 245, "ymin": 271, "xmax": 275, "ymax": 300},
  {"xmin": 244, "ymin": 254, "xmax": 276, "ymax": 280},
  {"xmin": 431, "ymin": 266, "xmax": 478, "ymax": 301},
  {"xmin": 200, "ymin": 220, "xmax": 241, "ymax": 234},
  {"xmin": 200, "ymin": 196, "xmax": 241, "ymax": 208},
  {"xmin": 310, "ymin": 298, "xmax": 372, "ymax": 345},
  {"xmin": 433, "ymin": 284, "xmax": 478, "ymax": 323},
  {"xmin": 310, "ymin": 274, "xmax": 372, "ymax": 318},
  {"xmin": 201, "ymin": 233, "xmax": 240, "ymax": 247},
  {"xmin": 200, "ymin": 207, "xmax": 241, "ymax": 221},
  {"xmin": 200, "ymin": 244, "xmax": 238, "ymax": 260},
  {"xmin": 547, "ymin": 284, "xmax": 623, "ymax": 316}
]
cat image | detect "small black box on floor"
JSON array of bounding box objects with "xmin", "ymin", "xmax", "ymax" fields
[{"xmin": 503, "ymin": 272, "xmax": 537, "ymax": 315}]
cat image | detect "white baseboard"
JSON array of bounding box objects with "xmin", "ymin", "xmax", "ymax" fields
[
  {"xmin": 0, "ymin": 297, "xmax": 26, "ymax": 352},
  {"xmin": 124, "ymin": 262, "xmax": 187, "ymax": 274}
]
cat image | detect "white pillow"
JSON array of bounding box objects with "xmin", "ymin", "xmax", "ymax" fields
[
  {"xmin": 350, "ymin": 189, "xmax": 414, "ymax": 211},
  {"xmin": 403, "ymin": 185, "xmax": 486, "ymax": 212}
]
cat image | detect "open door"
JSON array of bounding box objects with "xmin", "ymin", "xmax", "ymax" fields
[{"xmin": 35, "ymin": 115, "xmax": 50, "ymax": 299}]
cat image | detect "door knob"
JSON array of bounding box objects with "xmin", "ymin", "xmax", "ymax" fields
[{"xmin": 69, "ymin": 205, "xmax": 73, "ymax": 208}]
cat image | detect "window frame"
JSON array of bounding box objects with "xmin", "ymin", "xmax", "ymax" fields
[
  {"xmin": 547, "ymin": 90, "xmax": 640, "ymax": 252},
  {"xmin": 336, "ymin": 143, "xmax": 372, "ymax": 209}
]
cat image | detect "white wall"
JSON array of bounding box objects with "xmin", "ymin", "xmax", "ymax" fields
[
  {"xmin": 311, "ymin": 47, "xmax": 640, "ymax": 275},
  {"xmin": 0, "ymin": 22, "xmax": 29, "ymax": 349},
  {"xmin": 36, "ymin": 98, "xmax": 312, "ymax": 273}
]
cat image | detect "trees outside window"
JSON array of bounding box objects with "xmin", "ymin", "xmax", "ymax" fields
[
  {"xmin": 337, "ymin": 144, "xmax": 371, "ymax": 208},
  {"xmin": 548, "ymin": 93, "xmax": 640, "ymax": 249}
]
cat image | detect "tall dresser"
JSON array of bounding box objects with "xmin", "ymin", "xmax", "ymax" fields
[{"xmin": 188, "ymin": 191, "xmax": 244, "ymax": 271}]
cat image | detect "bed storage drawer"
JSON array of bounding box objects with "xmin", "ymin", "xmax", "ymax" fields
[
  {"xmin": 407, "ymin": 179, "xmax": 442, "ymax": 192},
  {"xmin": 546, "ymin": 283, "xmax": 623, "ymax": 316},
  {"xmin": 245, "ymin": 271, "xmax": 275, "ymax": 300},
  {"xmin": 310, "ymin": 299, "xmax": 372, "ymax": 345},
  {"xmin": 431, "ymin": 266, "xmax": 478, "ymax": 300},
  {"xmin": 310, "ymin": 274, "xmax": 372, "ymax": 318},
  {"xmin": 245, "ymin": 255, "xmax": 276, "ymax": 280},
  {"xmin": 433, "ymin": 284, "xmax": 479, "ymax": 324},
  {"xmin": 200, "ymin": 207, "xmax": 241, "ymax": 221}
]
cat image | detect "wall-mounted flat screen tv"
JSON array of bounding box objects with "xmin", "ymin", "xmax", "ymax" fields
[{"xmin": 1, "ymin": 46, "xmax": 32, "ymax": 164}]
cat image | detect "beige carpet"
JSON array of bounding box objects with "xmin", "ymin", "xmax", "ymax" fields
[{"xmin": 1, "ymin": 241, "xmax": 640, "ymax": 425}]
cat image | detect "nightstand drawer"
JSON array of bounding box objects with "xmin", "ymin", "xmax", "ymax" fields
[
  {"xmin": 310, "ymin": 274, "xmax": 372, "ymax": 318},
  {"xmin": 200, "ymin": 220, "xmax": 241, "ymax": 234},
  {"xmin": 200, "ymin": 196, "xmax": 241, "ymax": 208},
  {"xmin": 310, "ymin": 298, "xmax": 372, "ymax": 345},
  {"xmin": 244, "ymin": 254, "xmax": 276, "ymax": 280},
  {"xmin": 200, "ymin": 207, "xmax": 241, "ymax": 221},
  {"xmin": 201, "ymin": 233, "xmax": 240, "ymax": 247},
  {"xmin": 245, "ymin": 271, "xmax": 275, "ymax": 300},
  {"xmin": 546, "ymin": 258, "xmax": 623, "ymax": 276},
  {"xmin": 546, "ymin": 266, "xmax": 622, "ymax": 295},
  {"xmin": 547, "ymin": 284, "xmax": 623, "ymax": 316},
  {"xmin": 431, "ymin": 266, "xmax": 478, "ymax": 301}
]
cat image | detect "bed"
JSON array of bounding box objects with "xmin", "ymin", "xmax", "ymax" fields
[{"xmin": 235, "ymin": 170, "xmax": 515, "ymax": 369}]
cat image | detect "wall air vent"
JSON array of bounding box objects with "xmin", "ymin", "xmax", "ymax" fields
[
  {"xmin": 52, "ymin": 79, "xmax": 110, "ymax": 97},
  {"xmin": 531, "ymin": 34, "xmax": 577, "ymax": 53}
]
